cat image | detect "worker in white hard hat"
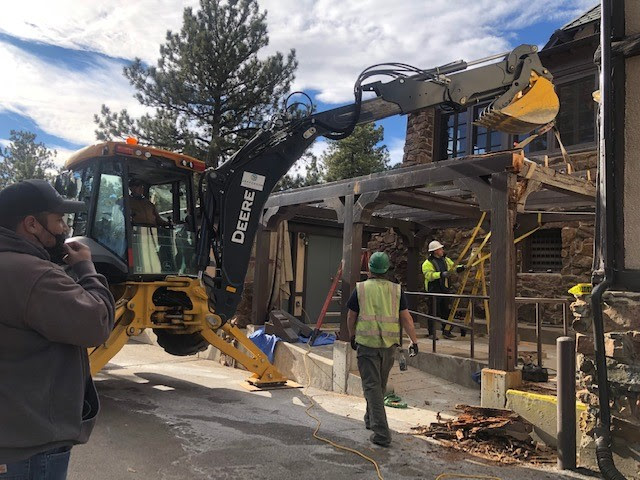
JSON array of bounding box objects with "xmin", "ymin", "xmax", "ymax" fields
[{"xmin": 422, "ymin": 240, "xmax": 465, "ymax": 339}]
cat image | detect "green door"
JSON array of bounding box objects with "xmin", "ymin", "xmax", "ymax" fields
[{"xmin": 304, "ymin": 234, "xmax": 343, "ymax": 324}]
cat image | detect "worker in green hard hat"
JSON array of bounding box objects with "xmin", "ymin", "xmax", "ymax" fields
[{"xmin": 346, "ymin": 251, "xmax": 419, "ymax": 447}]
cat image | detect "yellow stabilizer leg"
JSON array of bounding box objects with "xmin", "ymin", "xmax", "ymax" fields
[
  {"xmin": 475, "ymin": 74, "xmax": 560, "ymax": 134},
  {"xmin": 89, "ymin": 302, "xmax": 131, "ymax": 375},
  {"xmin": 199, "ymin": 323, "xmax": 289, "ymax": 388}
]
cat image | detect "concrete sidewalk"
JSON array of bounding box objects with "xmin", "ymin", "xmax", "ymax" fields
[{"xmin": 74, "ymin": 341, "xmax": 596, "ymax": 480}]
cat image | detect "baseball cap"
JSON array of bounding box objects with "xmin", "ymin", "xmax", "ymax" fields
[{"xmin": 0, "ymin": 179, "xmax": 86, "ymax": 219}]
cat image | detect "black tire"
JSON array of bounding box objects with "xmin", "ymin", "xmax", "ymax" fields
[{"xmin": 154, "ymin": 330, "xmax": 209, "ymax": 356}]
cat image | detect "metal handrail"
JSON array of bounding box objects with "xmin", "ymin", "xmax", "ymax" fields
[
  {"xmin": 405, "ymin": 290, "xmax": 573, "ymax": 304},
  {"xmin": 404, "ymin": 290, "xmax": 572, "ymax": 365}
]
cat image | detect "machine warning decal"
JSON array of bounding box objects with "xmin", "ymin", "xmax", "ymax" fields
[{"xmin": 240, "ymin": 171, "xmax": 266, "ymax": 191}]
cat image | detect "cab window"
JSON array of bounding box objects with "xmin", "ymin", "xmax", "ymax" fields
[{"xmin": 93, "ymin": 164, "xmax": 126, "ymax": 258}]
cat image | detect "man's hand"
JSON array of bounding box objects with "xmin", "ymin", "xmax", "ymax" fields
[
  {"xmin": 409, "ymin": 342, "xmax": 419, "ymax": 357},
  {"xmin": 441, "ymin": 271, "xmax": 450, "ymax": 279},
  {"xmin": 456, "ymin": 265, "xmax": 466, "ymax": 273},
  {"xmin": 63, "ymin": 241, "xmax": 92, "ymax": 266},
  {"xmin": 350, "ymin": 336, "xmax": 358, "ymax": 351}
]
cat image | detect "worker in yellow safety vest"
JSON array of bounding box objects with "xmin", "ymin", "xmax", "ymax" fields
[
  {"xmin": 422, "ymin": 240, "xmax": 465, "ymax": 339},
  {"xmin": 347, "ymin": 251, "xmax": 419, "ymax": 447}
]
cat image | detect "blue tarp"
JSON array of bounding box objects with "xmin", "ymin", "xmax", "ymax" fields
[
  {"xmin": 248, "ymin": 328, "xmax": 280, "ymax": 363},
  {"xmin": 299, "ymin": 332, "xmax": 336, "ymax": 346},
  {"xmin": 248, "ymin": 328, "xmax": 337, "ymax": 362}
]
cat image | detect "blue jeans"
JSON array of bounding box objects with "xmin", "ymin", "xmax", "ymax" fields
[{"xmin": 0, "ymin": 447, "xmax": 71, "ymax": 480}]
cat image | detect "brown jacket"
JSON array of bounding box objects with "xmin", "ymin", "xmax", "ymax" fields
[{"xmin": 0, "ymin": 227, "xmax": 115, "ymax": 462}]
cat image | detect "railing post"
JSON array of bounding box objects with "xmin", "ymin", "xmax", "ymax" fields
[
  {"xmin": 562, "ymin": 302, "xmax": 569, "ymax": 336},
  {"xmin": 536, "ymin": 302, "xmax": 543, "ymax": 367},
  {"xmin": 557, "ymin": 336, "xmax": 576, "ymax": 470},
  {"xmin": 470, "ymin": 301, "xmax": 475, "ymax": 359},
  {"xmin": 432, "ymin": 296, "xmax": 437, "ymax": 352}
]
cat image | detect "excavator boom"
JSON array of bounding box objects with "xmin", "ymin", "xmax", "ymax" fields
[{"xmin": 196, "ymin": 44, "xmax": 560, "ymax": 327}]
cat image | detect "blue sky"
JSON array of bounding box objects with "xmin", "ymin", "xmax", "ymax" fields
[{"xmin": 0, "ymin": 0, "xmax": 596, "ymax": 167}]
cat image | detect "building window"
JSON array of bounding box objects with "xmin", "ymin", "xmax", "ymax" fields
[
  {"xmin": 440, "ymin": 109, "xmax": 468, "ymax": 159},
  {"xmin": 523, "ymin": 228, "xmax": 563, "ymax": 273},
  {"xmin": 556, "ymin": 76, "xmax": 596, "ymax": 147},
  {"xmin": 472, "ymin": 104, "xmax": 502, "ymax": 154}
]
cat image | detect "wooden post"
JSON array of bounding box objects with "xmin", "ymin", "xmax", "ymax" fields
[
  {"xmin": 402, "ymin": 231, "xmax": 423, "ymax": 311},
  {"xmin": 340, "ymin": 194, "xmax": 363, "ymax": 341},
  {"xmin": 489, "ymin": 171, "xmax": 518, "ymax": 371},
  {"xmin": 251, "ymin": 226, "xmax": 273, "ymax": 325}
]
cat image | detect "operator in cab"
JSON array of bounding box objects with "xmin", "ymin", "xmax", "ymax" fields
[{"xmin": 128, "ymin": 178, "xmax": 171, "ymax": 227}]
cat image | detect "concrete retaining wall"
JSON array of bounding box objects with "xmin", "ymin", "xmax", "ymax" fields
[
  {"xmin": 505, "ymin": 389, "xmax": 585, "ymax": 449},
  {"xmin": 407, "ymin": 351, "xmax": 485, "ymax": 389}
]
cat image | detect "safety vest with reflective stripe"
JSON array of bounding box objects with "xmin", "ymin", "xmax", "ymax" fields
[{"xmin": 355, "ymin": 278, "xmax": 401, "ymax": 348}]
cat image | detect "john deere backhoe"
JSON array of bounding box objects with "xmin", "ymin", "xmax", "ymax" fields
[{"xmin": 55, "ymin": 44, "xmax": 559, "ymax": 387}]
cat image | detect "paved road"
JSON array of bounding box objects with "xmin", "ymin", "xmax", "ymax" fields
[{"xmin": 68, "ymin": 343, "xmax": 596, "ymax": 480}]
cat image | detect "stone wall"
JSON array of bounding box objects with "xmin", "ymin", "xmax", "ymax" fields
[
  {"xmin": 366, "ymin": 221, "xmax": 594, "ymax": 325},
  {"xmin": 573, "ymin": 292, "xmax": 640, "ymax": 476},
  {"xmin": 403, "ymin": 108, "xmax": 435, "ymax": 164}
]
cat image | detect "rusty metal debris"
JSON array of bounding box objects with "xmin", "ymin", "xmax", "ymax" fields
[{"xmin": 412, "ymin": 404, "xmax": 556, "ymax": 464}]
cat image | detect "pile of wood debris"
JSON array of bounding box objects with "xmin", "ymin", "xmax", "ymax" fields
[{"xmin": 412, "ymin": 404, "xmax": 556, "ymax": 464}]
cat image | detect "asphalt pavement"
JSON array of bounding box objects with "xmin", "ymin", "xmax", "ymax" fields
[{"xmin": 68, "ymin": 343, "xmax": 598, "ymax": 480}]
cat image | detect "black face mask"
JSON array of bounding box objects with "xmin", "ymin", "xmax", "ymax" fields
[
  {"xmin": 45, "ymin": 230, "xmax": 69, "ymax": 264},
  {"xmin": 35, "ymin": 221, "xmax": 68, "ymax": 264}
]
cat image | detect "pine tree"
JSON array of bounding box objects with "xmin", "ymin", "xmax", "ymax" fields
[
  {"xmin": 322, "ymin": 124, "xmax": 389, "ymax": 182},
  {"xmin": 276, "ymin": 153, "xmax": 324, "ymax": 191},
  {"xmin": 94, "ymin": 0, "xmax": 297, "ymax": 167},
  {"xmin": 0, "ymin": 130, "xmax": 57, "ymax": 189}
]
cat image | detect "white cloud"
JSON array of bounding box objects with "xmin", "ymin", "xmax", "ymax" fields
[
  {"xmin": 50, "ymin": 146, "xmax": 78, "ymax": 168},
  {"xmin": 0, "ymin": 0, "xmax": 594, "ymax": 148},
  {"xmin": 0, "ymin": 41, "xmax": 146, "ymax": 145},
  {"xmin": 260, "ymin": 0, "xmax": 593, "ymax": 103},
  {"xmin": 0, "ymin": 1, "xmax": 199, "ymax": 63},
  {"xmin": 387, "ymin": 137, "xmax": 405, "ymax": 167}
]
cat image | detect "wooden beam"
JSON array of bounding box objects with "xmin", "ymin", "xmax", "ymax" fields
[
  {"xmin": 265, "ymin": 152, "xmax": 516, "ymax": 208},
  {"xmin": 489, "ymin": 172, "xmax": 518, "ymax": 371},
  {"xmin": 379, "ymin": 190, "xmax": 480, "ymax": 219},
  {"xmin": 340, "ymin": 194, "xmax": 362, "ymax": 341},
  {"xmin": 518, "ymin": 160, "xmax": 597, "ymax": 199}
]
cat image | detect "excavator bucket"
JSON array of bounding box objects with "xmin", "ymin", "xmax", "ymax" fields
[{"xmin": 474, "ymin": 73, "xmax": 560, "ymax": 134}]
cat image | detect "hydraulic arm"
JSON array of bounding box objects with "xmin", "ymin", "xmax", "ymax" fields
[{"xmin": 195, "ymin": 44, "xmax": 560, "ymax": 328}]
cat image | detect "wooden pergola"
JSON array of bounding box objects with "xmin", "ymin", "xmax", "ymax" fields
[{"xmin": 252, "ymin": 150, "xmax": 596, "ymax": 372}]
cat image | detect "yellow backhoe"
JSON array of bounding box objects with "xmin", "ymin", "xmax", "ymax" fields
[{"xmin": 55, "ymin": 44, "xmax": 559, "ymax": 388}]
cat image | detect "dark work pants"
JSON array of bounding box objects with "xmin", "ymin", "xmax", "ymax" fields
[
  {"xmin": 0, "ymin": 446, "xmax": 71, "ymax": 480},
  {"xmin": 428, "ymin": 296, "xmax": 451, "ymax": 334},
  {"xmin": 357, "ymin": 344, "xmax": 395, "ymax": 445}
]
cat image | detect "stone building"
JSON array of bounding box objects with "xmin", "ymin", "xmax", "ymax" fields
[{"xmin": 388, "ymin": 6, "xmax": 601, "ymax": 325}]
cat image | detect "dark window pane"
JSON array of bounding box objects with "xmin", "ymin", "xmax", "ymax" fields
[{"xmin": 556, "ymin": 76, "xmax": 596, "ymax": 146}]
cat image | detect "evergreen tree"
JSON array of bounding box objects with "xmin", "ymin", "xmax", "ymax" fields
[
  {"xmin": 94, "ymin": 0, "xmax": 297, "ymax": 167},
  {"xmin": 0, "ymin": 130, "xmax": 57, "ymax": 189},
  {"xmin": 276, "ymin": 153, "xmax": 324, "ymax": 191},
  {"xmin": 322, "ymin": 124, "xmax": 389, "ymax": 182}
]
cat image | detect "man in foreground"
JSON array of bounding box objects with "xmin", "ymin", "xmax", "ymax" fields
[
  {"xmin": 347, "ymin": 251, "xmax": 419, "ymax": 447},
  {"xmin": 0, "ymin": 179, "xmax": 115, "ymax": 479}
]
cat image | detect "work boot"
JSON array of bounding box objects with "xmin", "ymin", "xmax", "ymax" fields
[
  {"xmin": 369, "ymin": 433, "xmax": 391, "ymax": 447},
  {"xmin": 442, "ymin": 330, "xmax": 456, "ymax": 339},
  {"xmin": 426, "ymin": 333, "xmax": 439, "ymax": 340}
]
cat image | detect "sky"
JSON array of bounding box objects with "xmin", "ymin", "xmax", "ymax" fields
[{"xmin": 0, "ymin": 0, "xmax": 597, "ymax": 170}]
